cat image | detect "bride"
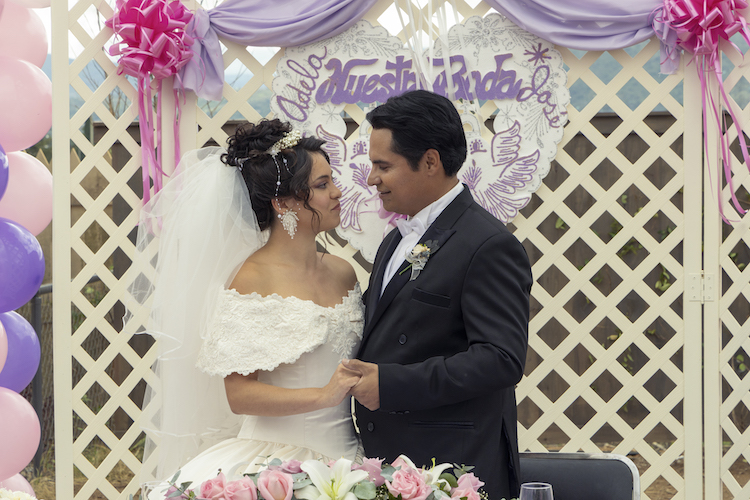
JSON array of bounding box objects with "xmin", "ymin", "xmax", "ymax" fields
[{"xmin": 126, "ymin": 119, "xmax": 363, "ymax": 491}]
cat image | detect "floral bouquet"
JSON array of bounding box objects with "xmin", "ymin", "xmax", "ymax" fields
[{"xmin": 158, "ymin": 455, "xmax": 487, "ymax": 500}]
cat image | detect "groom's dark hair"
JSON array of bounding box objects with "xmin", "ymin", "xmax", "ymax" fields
[{"xmin": 366, "ymin": 90, "xmax": 467, "ymax": 176}]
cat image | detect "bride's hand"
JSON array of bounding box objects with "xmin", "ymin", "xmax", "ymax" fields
[{"xmin": 321, "ymin": 363, "xmax": 362, "ymax": 408}]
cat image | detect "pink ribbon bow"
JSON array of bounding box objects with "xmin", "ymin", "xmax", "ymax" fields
[
  {"xmin": 654, "ymin": 0, "xmax": 750, "ymax": 222},
  {"xmin": 106, "ymin": 0, "xmax": 194, "ymax": 203}
]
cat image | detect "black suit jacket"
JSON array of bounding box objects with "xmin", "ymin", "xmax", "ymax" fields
[{"xmin": 355, "ymin": 187, "xmax": 532, "ymax": 500}]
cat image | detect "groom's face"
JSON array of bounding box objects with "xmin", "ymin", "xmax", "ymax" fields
[{"xmin": 367, "ymin": 128, "xmax": 429, "ymax": 217}]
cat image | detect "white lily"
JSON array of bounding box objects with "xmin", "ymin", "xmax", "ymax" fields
[
  {"xmin": 298, "ymin": 458, "xmax": 370, "ymax": 500},
  {"xmin": 393, "ymin": 454, "xmax": 453, "ymax": 489},
  {"xmin": 423, "ymin": 462, "xmax": 453, "ymax": 488}
]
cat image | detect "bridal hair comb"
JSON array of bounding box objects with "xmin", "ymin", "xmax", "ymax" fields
[
  {"xmin": 267, "ymin": 129, "xmax": 302, "ymax": 157},
  {"xmin": 268, "ymin": 129, "xmax": 302, "ymax": 197}
]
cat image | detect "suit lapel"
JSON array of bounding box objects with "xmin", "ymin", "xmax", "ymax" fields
[
  {"xmin": 366, "ymin": 228, "xmax": 402, "ymax": 324},
  {"xmin": 362, "ymin": 186, "xmax": 473, "ymax": 340},
  {"xmin": 372, "ymin": 225, "xmax": 456, "ymax": 323}
]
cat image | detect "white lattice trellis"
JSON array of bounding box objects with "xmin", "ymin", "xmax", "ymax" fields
[
  {"xmin": 51, "ymin": 1, "xmax": 750, "ymax": 499},
  {"xmin": 703, "ymin": 37, "xmax": 750, "ymax": 500},
  {"xmin": 515, "ymin": 38, "xmax": 701, "ymax": 500}
]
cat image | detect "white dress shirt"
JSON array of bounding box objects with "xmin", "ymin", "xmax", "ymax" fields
[{"xmin": 380, "ymin": 182, "xmax": 464, "ymax": 296}]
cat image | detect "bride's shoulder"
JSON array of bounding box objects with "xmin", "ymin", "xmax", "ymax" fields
[
  {"xmin": 321, "ymin": 253, "xmax": 357, "ymax": 291},
  {"xmin": 228, "ymin": 253, "xmax": 274, "ymax": 296}
]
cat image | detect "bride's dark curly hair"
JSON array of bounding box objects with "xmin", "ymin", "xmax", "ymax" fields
[{"xmin": 222, "ymin": 119, "xmax": 329, "ymax": 231}]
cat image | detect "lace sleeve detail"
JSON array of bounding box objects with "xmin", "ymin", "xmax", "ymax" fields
[
  {"xmin": 196, "ymin": 290, "xmax": 329, "ymax": 376},
  {"xmin": 328, "ymin": 286, "xmax": 364, "ymax": 358}
]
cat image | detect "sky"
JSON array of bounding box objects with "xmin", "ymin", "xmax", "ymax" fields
[
  {"xmin": 36, "ymin": 5, "xmax": 98, "ymax": 58},
  {"xmin": 37, "ymin": 7, "xmax": 51, "ymax": 54}
]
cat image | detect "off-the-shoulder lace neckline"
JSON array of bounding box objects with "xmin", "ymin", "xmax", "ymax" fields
[{"xmin": 222, "ymin": 282, "xmax": 361, "ymax": 310}]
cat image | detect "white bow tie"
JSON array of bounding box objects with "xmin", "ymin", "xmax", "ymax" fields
[{"xmin": 396, "ymin": 217, "xmax": 425, "ymax": 237}]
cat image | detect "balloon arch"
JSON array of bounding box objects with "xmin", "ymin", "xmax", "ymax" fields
[{"xmin": 0, "ymin": 0, "xmax": 52, "ymax": 495}]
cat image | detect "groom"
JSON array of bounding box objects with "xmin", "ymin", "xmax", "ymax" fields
[{"xmin": 344, "ymin": 90, "xmax": 532, "ymax": 500}]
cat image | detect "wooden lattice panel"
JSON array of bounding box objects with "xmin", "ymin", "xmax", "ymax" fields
[
  {"xmin": 515, "ymin": 39, "xmax": 691, "ymax": 500},
  {"xmin": 52, "ymin": 1, "xmax": 707, "ymax": 499},
  {"xmin": 54, "ymin": 1, "xmax": 154, "ymax": 498},
  {"xmin": 707, "ymin": 38, "xmax": 750, "ymax": 500}
]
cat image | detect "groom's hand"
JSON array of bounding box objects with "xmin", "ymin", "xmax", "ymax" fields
[{"xmin": 342, "ymin": 359, "xmax": 380, "ymax": 411}]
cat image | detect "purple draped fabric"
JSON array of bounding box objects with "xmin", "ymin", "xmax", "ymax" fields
[
  {"xmin": 178, "ymin": 0, "xmax": 672, "ymax": 101},
  {"xmin": 178, "ymin": 0, "xmax": 379, "ymax": 101},
  {"xmin": 484, "ymin": 0, "xmax": 661, "ymax": 50}
]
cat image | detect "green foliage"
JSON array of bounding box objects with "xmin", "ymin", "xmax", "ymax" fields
[
  {"xmin": 654, "ymin": 265, "xmax": 672, "ymax": 292},
  {"xmin": 730, "ymin": 252, "xmax": 747, "ymax": 271},
  {"xmin": 608, "ymin": 211, "xmax": 643, "ymax": 257},
  {"xmin": 736, "ymin": 354, "xmax": 747, "ymax": 374},
  {"xmin": 355, "ymin": 481, "xmax": 378, "ymax": 499},
  {"xmin": 657, "ymin": 225, "xmax": 675, "ymax": 242},
  {"xmin": 438, "ymin": 473, "xmax": 458, "ymax": 488},
  {"xmin": 603, "ymin": 331, "xmax": 634, "ymax": 375},
  {"xmin": 597, "ymin": 329, "xmax": 635, "ymax": 413}
]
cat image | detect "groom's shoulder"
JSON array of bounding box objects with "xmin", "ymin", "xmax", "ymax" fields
[{"xmin": 461, "ymin": 198, "xmax": 511, "ymax": 235}]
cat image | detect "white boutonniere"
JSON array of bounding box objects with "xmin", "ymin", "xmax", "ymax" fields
[{"xmin": 400, "ymin": 240, "xmax": 440, "ymax": 281}]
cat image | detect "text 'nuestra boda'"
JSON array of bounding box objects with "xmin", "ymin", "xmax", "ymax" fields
[{"xmin": 276, "ymin": 50, "xmax": 564, "ymax": 128}]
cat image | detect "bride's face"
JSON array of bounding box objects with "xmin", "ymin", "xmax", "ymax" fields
[{"xmin": 301, "ymin": 152, "xmax": 342, "ymax": 233}]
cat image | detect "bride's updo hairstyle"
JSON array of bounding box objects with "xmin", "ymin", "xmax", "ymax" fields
[{"xmin": 222, "ymin": 119, "xmax": 329, "ymax": 230}]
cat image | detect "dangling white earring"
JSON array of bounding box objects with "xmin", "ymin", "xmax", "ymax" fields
[{"xmin": 278, "ymin": 209, "xmax": 298, "ymax": 239}]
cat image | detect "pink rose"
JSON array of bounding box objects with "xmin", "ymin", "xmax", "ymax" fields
[
  {"xmin": 451, "ymin": 488, "xmax": 481, "ymax": 500},
  {"xmin": 257, "ymin": 470, "xmax": 294, "ymax": 500},
  {"xmin": 455, "ymin": 473, "xmax": 484, "ymax": 493},
  {"xmin": 279, "ymin": 459, "xmax": 303, "ymax": 474},
  {"xmin": 387, "ymin": 465, "xmax": 431, "ymax": 500},
  {"xmin": 352, "ymin": 457, "xmax": 385, "ymax": 486},
  {"xmin": 200, "ymin": 472, "xmax": 228, "ymax": 500},
  {"xmin": 225, "ymin": 477, "xmax": 258, "ymax": 500}
]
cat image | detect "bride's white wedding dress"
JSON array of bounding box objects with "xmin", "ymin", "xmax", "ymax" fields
[
  {"xmin": 128, "ymin": 148, "xmax": 365, "ymax": 497},
  {"xmin": 167, "ymin": 283, "xmax": 364, "ymax": 489}
]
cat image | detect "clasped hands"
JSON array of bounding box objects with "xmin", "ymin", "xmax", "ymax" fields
[{"xmin": 334, "ymin": 359, "xmax": 379, "ymax": 410}]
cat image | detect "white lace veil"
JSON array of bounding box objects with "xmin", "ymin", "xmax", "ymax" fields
[{"xmin": 123, "ymin": 147, "xmax": 268, "ymax": 482}]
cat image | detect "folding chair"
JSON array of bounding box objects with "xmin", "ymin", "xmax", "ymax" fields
[{"xmin": 519, "ymin": 452, "xmax": 640, "ymax": 500}]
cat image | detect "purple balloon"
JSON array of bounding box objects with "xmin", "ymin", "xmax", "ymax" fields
[
  {"xmin": 0, "ymin": 143, "xmax": 7, "ymax": 201},
  {"xmin": 0, "ymin": 217, "xmax": 44, "ymax": 313},
  {"xmin": 0, "ymin": 311, "xmax": 40, "ymax": 392}
]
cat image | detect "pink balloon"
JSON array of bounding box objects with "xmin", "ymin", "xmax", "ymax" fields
[
  {"xmin": 8, "ymin": 0, "xmax": 49, "ymax": 7},
  {"xmin": 0, "ymin": 473, "xmax": 35, "ymax": 496},
  {"xmin": 0, "ymin": 0, "xmax": 4, "ymax": 22},
  {"xmin": 0, "ymin": 152, "xmax": 52, "ymax": 235},
  {"xmin": 0, "ymin": 387, "xmax": 40, "ymax": 482},
  {"xmin": 0, "ymin": 321, "xmax": 6, "ymax": 374},
  {"xmin": 0, "ymin": 56, "xmax": 51, "ymax": 153},
  {"xmin": 0, "ymin": 2, "xmax": 47, "ymax": 67}
]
